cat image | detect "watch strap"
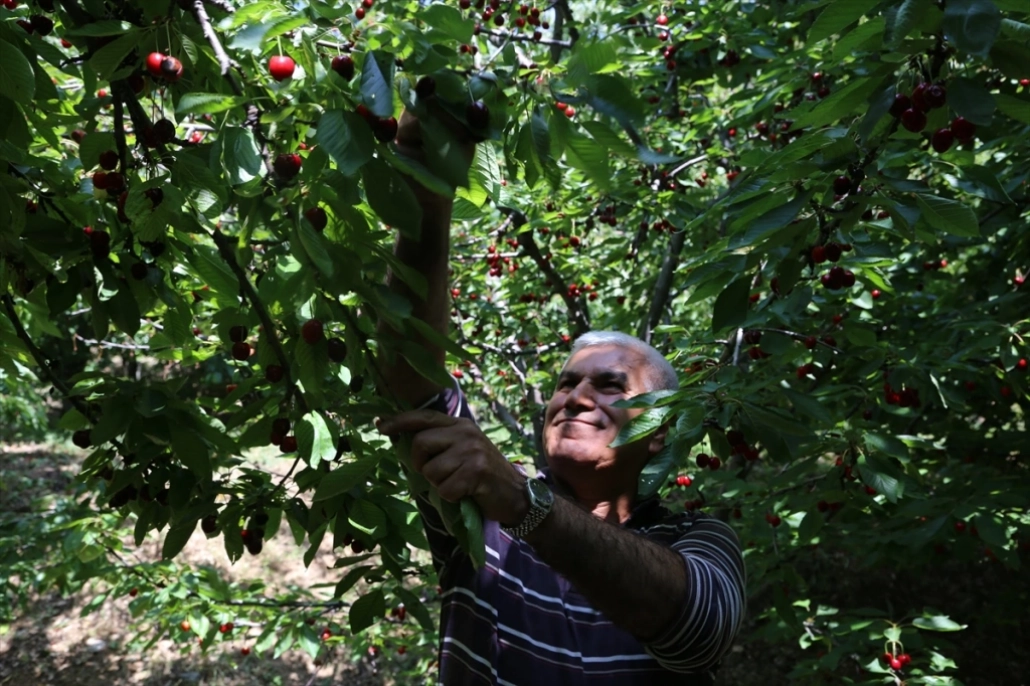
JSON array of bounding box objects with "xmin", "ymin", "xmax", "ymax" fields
[{"xmin": 501, "ymin": 478, "xmax": 554, "ymax": 539}]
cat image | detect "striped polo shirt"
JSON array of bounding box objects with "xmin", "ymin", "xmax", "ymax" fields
[{"xmin": 416, "ymin": 385, "xmax": 747, "ymax": 685}]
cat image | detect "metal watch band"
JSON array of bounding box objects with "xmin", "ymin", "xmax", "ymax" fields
[{"xmin": 501, "ymin": 479, "xmax": 553, "ymax": 538}]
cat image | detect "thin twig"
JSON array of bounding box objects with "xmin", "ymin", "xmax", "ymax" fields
[
  {"xmin": 192, "ymin": 0, "xmax": 241, "ymax": 93},
  {"xmin": 483, "ymin": 29, "xmax": 572, "ymax": 48},
  {"xmin": 515, "ymin": 230, "xmax": 590, "ymax": 336},
  {"xmin": 208, "ymin": 228, "xmax": 307, "ymax": 414},
  {"xmin": 1, "ymin": 294, "xmax": 95, "ymax": 422}
]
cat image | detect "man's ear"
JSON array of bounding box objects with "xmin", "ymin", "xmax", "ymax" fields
[{"xmin": 647, "ymin": 421, "xmax": 671, "ymax": 457}]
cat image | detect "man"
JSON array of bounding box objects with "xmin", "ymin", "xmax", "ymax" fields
[{"xmin": 375, "ymin": 110, "xmax": 746, "ymax": 685}]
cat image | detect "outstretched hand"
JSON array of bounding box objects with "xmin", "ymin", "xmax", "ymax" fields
[{"xmin": 377, "ymin": 410, "xmax": 528, "ymax": 526}]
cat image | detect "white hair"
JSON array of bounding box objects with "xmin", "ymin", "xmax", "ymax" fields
[{"xmin": 564, "ymin": 331, "xmax": 679, "ymax": 392}]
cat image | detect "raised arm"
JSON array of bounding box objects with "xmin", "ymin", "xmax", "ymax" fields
[{"xmin": 376, "ymin": 110, "xmax": 470, "ymax": 408}]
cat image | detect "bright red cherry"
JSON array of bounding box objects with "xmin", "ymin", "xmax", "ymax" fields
[
  {"xmin": 146, "ymin": 52, "xmax": 166, "ymax": 77},
  {"xmin": 268, "ymin": 55, "xmax": 296, "ymax": 81},
  {"xmin": 656, "ymin": 14, "xmax": 668, "ymax": 25}
]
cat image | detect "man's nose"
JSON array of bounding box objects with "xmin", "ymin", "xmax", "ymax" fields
[{"xmin": 564, "ymin": 379, "xmax": 595, "ymax": 411}]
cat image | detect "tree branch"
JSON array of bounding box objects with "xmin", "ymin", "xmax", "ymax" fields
[
  {"xmin": 208, "ymin": 228, "xmax": 307, "ymax": 415},
  {"xmin": 639, "ymin": 228, "xmax": 686, "ymax": 345},
  {"xmin": 191, "ymin": 0, "xmax": 242, "ymax": 94},
  {"xmin": 483, "ymin": 28, "xmax": 572, "ymax": 48},
  {"xmin": 516, "ymin": 230, "xmax": 590, "ymax": 336},
  {"xmin": 1, "ymin": 294, "xmax": 96, "ymax": 422}
]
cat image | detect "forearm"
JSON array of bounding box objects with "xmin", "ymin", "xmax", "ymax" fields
[
  {"xmin": 376, "ymin": 145, "xmax": 454, "ymax": 407},
  {"xmin": 523, "ymin": 495, "xmax": 687, "ymax": 641}
]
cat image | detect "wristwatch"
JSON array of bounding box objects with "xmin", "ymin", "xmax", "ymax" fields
[{"xmin": 501, "ymin": 477, "xmax": 555, "ymax": 539}]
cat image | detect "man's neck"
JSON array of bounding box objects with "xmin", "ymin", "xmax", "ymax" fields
[{"xmin": 548, "ymin": 471, "xmax": 638, "ymax": 525}]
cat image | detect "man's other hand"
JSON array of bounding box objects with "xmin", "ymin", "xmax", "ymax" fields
[{"xmin": 377, "ymin": 410, "xmax": 528, "ymax": 527}]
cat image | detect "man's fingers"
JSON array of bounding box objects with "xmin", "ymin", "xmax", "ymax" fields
[
  {"xmin": 407, "ymin": 426, "xmax": 463, "ymax": 473},
  {"xmin": 376, "ymin": 409, "xmax": 460, "ymax": 436}
]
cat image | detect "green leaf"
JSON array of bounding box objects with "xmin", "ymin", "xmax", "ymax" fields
[
  {"xmin": 808, "ymin": 0, "xmax": 880, "ymax": 43},
  {"xmin": 887, "ymin": 0, "xmax": 930, "ymax": 46},
  {"xmin": 460, "ymin": 498, "xmax": 486, "ymax": 569},
  {"xmin": 421, "ymin": 3, "xmax": 473, "ymax": 43},
  {"xmin": 0, "ymin": 40, "xmax": 36, "ymax": 106},
  {"xmin": 171, "ymin": 423, "xmax": 213, "ymax": 483},
  {"xmin": 176, "ymin": 93, "xmax": 248, "ymax": 116},
  {"xmin": 162, "ymin": 520, "xmax": 196, "ymax": 560},
  {"xmin": 995, "ymin": 93, "xmax": 1030, "ymax": 124},
  {"xmin": 611, "ymin": 406, "xmax": 672, "ymax": 448},
  {"xmin": 791, "ymin": 76, "xmax": 884, "ymax": 130},
  {"xmin": 361, "ymin": 157, "xmax": 423, "ymax": 238},
  {"xmin": 78, "ymin": 133, "xmax": 116, "ymax": 173},
  {"xmin": 312, "ymin": 454, "xmax": 378, "ymax": 502},
  {"xmin": 66, "ymin": 20, "xmax": 135, "ymax": 36},
  {"xmin": 395, "ymin": 587, "xmax": 435, "ymax": 633},
  {"xmin": 317, "ymin": 110, "xmax": 374, "ymax": 177},
  {"xmin": 349, "ymin": 500, "xmax": 387, "ymax": 537},
  {"xmin": 915, "ymin": 195, "xmax": 979, "ymax": 237},
  {"xmin": 349, "ymin": 588, "xmax": 385, "ymax": 634},
  {"xmin": 88, "ymin": 32, "xmax": 140, "ymax": 81},
  {"xmin": 222, "ymin": 127, "xmax": 263, "ymax": 186},
  {"xmin": 565, "ymin": 133, "xmax": 611, "ymax": 191},
  {"xmin": 188, "ymin": 245, "xmax": 240, "ymax": 303},
  {"xmin": 296, "ymin": 411, "xmax": 335, "ymax": 469},
  {"xmin": 865, "ymin": 433, "xmax": 910, "ymax": 461},
  {"xmin": 948, "ymin": 77, "xmax": 995, "ymax": 126},
  {"xmin": 296, "ymin": 221, "xmax": 334, "ymax": 278},
  {"xmin": 730, "ymin": 190, "xmax": 813, "ymax": 248},
  {"xmin": 833, "ymin": 16, "xmax": 885, "ymax": 60},
  {"xmin": 1000, "ymin": 18, "xmax": 1030, "ymax": 40},
  {"xmin": 711, "ymin": 278, "xmax": 752, "ymax": 334},
  {"xmin": 586, "ymin": 75, "xmax": 645, "ymax": 127},
  {"xmin": 857, "ymin": 453, "xmax": 904, "ymax": 503},
  {"xmin": 334, "ymin": 564, "xmax": 373, "ymax": 598},
  {"xmin": 960, "ymin": 165, "xmax": 1014, "ymax": 204},
  {"xmin": 913, "ymin": 614, "xmax": 966, "ymax": 632},
  {"xmin": 360, "ymin": 50, "xmax": 395, "ymax": 118},
  {"xmin": 943, "ymin": 0, "xmax": 1001, "ymax": 57},
  {"xmin": 798, "ymin": 511, "xmax": 825, "ymax": 542},
  {"xmin": 109, "ymin": 285, "xmax": 140, "ymax": 336}
]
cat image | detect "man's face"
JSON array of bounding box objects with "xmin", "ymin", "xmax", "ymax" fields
[{"xmin": 542, "ymin": 345, "xmax": 663, "ymax": 476}]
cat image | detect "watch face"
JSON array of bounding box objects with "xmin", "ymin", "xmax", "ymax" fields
[{"xmin": 528, "ymin": 478, "xmax": 554, "ymax": 506}]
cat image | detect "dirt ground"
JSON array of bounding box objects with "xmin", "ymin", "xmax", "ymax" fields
[
  {"xmin": 0, "ymin": 443, "xmax": 416, "ymax": 686},
  {"xmin": 2, "ymin": 443, "xmax": 1027, "ymax": 686}
]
